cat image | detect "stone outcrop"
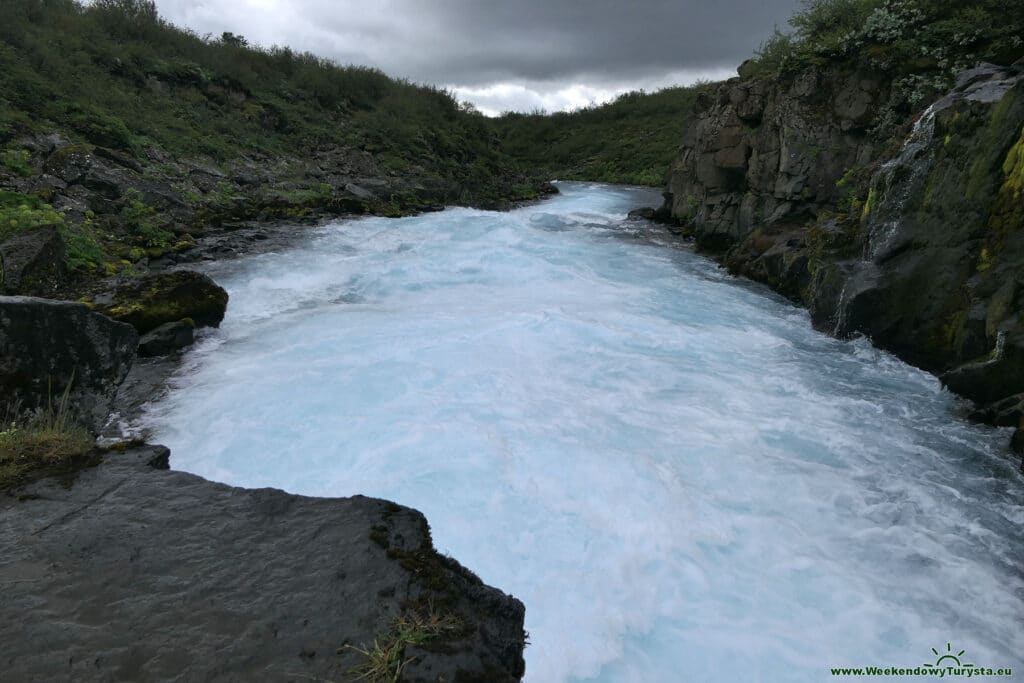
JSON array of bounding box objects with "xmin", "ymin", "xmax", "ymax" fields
[
  {"xmin": 664, "ymin": 62, "xmax": 1024, "ymax": 447},
  {"xmin": 0, "ymin": 296, "xmax": 137, "ymax": 430},
  {"xmin": 92, "ymin": 269, "xmax": 229, "ymax": 334},
  {"xmin": 0, "ymin": 226, "xmax": 66, "ymax": 296},
  {"xmin": 665, "ymin": 66, "xmax": 885, "ymax": 250},
  {"xmin": 0, "ymin": 445, "xmax": 527, "ymax": 682}
]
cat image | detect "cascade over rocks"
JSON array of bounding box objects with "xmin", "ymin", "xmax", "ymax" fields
[{"xmin": 664, "ymin": 61, "xmax": 1024, "ymax": 450}]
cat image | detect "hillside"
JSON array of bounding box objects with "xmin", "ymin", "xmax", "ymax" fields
[
  {"xmin": 0, "ymin": 0, "xmax": 548, "ymax": 292},
  {"xmin": 493, "ymin": 86, "xmax": 711, "ymax": 186}
]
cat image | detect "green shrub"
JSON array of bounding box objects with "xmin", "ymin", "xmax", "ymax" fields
[
  {"xmin": 748, "ymin": 0, "xmax": 1023, "ymax": 83},
  {"xmin": 61, "ymin": 219, "xmax": 107, "ymax": 271},
  {"xmin": 0, "ymin": 191, "xmax": 64, "ymax": 241},
  {"xmin": 494, "ymin": 84, "xmax": 710, "ymax": 186},
  {"xmin": 1, "ymin": 149, "xmax": 33, "ymax": 176},
  {"xmin": 64, "ymin": 104, "xmax": 136, "ymax": 150},
  {"xmin": 120, "ymin": 189, "xmax": 172, "ymax": 248}
]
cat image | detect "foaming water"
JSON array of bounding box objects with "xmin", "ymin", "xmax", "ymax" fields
[{"xmin": 145, "ymin": 183, "xmax": 1024, "ymax": 682}]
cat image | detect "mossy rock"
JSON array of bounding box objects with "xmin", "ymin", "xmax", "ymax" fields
[{"xmin": 100, "ymin": 270, "xmax": 228, "ymax": 334}]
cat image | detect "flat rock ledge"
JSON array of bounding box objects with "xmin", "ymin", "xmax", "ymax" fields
[{"xmin": 0, "ymin": 446, "xmax": 526, "ymax": 682}]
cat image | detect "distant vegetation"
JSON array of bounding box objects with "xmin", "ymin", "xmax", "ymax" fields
[
  {"xmin": 493, "ymin": 86, "xmax": 712, "ymax": 187},
  {"xmin": 0, "ymin": 0, "xmax": 529, "ymax": 198}
]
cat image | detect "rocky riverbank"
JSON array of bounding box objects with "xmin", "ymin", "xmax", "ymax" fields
[
  {"xmin": 1, "ymin": 206, "xmax": 531, "ymax": 682},
  {"xmin": 0, "ymin": 444, "xmax": 527, "ymax": 682},
  {"xmin": 661, "ymin": 60, "xmax": 1024, "ymax": 458}
]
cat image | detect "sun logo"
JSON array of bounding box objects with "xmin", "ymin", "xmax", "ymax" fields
[{"xmin": 923, "ymin": 643, "xmax": 974, "ymax": 669}]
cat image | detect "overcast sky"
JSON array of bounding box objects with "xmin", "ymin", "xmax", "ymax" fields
[{"xmin": 154, "ymin": 0, "xmax": 801, "ymax": 115}]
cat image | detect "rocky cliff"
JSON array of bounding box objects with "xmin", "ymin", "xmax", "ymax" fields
[{"xmin": 664, "ymin": 61, "xmax": 1024, "ymax": 449}]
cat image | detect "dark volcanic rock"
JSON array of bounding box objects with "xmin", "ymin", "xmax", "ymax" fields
[
  {"xmin": 96, "ymin": 270, "xmax": 229, "ymax": 334},
  {"xmin": 627, "ymin": 207, "xmax": 658, "ymax": 220},
  {"xmin": 137, "ymin": 319, "xmax": 196, "ymax": 357},
  {"xmin": 969, "ymin": 392, "xmax": 1024, "ymax": 427},
  {"xmin": 664, "ymin": 60, "xmax": 1024, "ymax": 447},
  {"xmin": 0, "ymin": 446, "xmax": 527, "ymax": 682},
  {"xmin": 0, "ymin": 296, "xmax": 137, "ymax": 430},
  {"xmin": 0, "ymin": 227, "xmax": 66, "ymax": 296}
]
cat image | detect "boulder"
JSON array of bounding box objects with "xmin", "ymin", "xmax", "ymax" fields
[
  {"xmin": 627, "ymin": 207, "xmax": 658, "ymax": 220},
  {"xmin": 0, "ymin": 296, "xmax": 137, "ymax": 430},
  {"xmin": 0, "ymin": 227, "xmax": 66, "ymax": 296},
  {"xmin": 1010, "ymin": 428, "xmax": 1024, "ymax": 457},
  {"xmin": 969, "ymin": 392, "xmax": 1024, "ymax": 427},
  {"xmin": 137, "ymin": 318, "xmax": 195, "ymax": 357},
  {"xmin": 97, "ymin": 270, "xmax": 228, "ymax": 334}
]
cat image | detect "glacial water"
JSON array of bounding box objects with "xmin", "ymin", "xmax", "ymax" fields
[{"xmin": 144, "ymin": 183, "xmax": 1024, "ymax": 682}]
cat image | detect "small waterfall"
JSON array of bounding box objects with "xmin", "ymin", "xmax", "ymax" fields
[
  {"xmin": 864, "ymin": 103, "xmax": 939, "ymax": 262},
  {"xmin": 992, "ymin": 329, "xmax": 1007, "ymax": 361},
  {"xmin": 831, "ymin": 281, "xmax": 850, "ymax": 337}
]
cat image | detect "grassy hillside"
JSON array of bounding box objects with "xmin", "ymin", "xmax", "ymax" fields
[
  {"xmin": 0, "ymin": 0, "xmax": 530, "ymax": 192},
  {"xmin": 493, "ymin": 85, "xmax": 712, "ymax": 187},
  {"xmin": 0, "ymin": 0, "xmax": 552, "ymax": 289}
]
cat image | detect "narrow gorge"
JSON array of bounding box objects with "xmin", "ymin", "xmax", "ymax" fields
[{"xmin": 2, "ymin": 1, "xmax": 1023, "ymax": 682}]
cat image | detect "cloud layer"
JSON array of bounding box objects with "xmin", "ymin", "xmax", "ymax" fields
[{"xmin": 154, "ymin": 0, "xmax": 799, "ymax": 113}]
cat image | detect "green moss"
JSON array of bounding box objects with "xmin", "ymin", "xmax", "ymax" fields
[
  {"xmin": 1001, "ymin": 126, "xmax": 1024, "ymax": 201},
  {"xmin": 102, "ymin": 271, "xmax": 228, "ymax": 333},
  {"xmin": 861, "ymin": 187, "xmax": 877, "ymax": 222},
  {"xmin": 977, "ymin": 247, "xmax": 994, "ymax": 272},
  {"xmin": 45, "ymin": 143, "xmax": 95, "ymax": 168}
]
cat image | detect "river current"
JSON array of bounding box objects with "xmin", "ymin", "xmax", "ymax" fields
[{"xmin": 145, "ymin": 183, "xmax": 1024, "ymax": 682}]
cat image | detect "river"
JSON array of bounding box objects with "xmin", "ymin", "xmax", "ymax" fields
[{"xmin": 144, "ymin": 182, "xmax": 1024, "ymax": 682}]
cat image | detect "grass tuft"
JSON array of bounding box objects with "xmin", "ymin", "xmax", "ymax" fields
[
  {"xmin": 0, "ymin": 384, "xmax": 95, "ymax": 490},
  {"xmin": 342, "ymin": 603, "xmax": 464, "ymax": 683}
]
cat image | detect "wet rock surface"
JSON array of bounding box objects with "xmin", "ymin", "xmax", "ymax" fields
[{"xmin": 0, "ymin": 446, "xmax": 526, "ymax": 682}]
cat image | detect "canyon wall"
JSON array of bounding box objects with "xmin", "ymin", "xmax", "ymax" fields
[{"xmin": 664, "ymin": 61, "xmax": 1024, "ymax": 445}]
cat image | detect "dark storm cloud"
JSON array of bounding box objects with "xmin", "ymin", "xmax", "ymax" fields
[
  {"xmin": 390, "ymin": 0, "xmax": 801, "ymax": 85},
  {"xmin": 155, "ymin": 0, "xmax": 801, "ymax": 112}
]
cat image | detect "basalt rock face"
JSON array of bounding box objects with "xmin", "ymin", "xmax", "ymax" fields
[
  {"xmin": 0, "ymin": 296, "xmax": 137, "ymax": 430},
  {"xmin": 665, "ymin": 62, "xmax": 1024, "ymax": 442},
  {"xmin": 665, "ymin": 65, "xmax": 886, "ymax": 251},
  {"xmin": 0, "ymin": 446, "xmax": 527, "ymax": 682}
]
